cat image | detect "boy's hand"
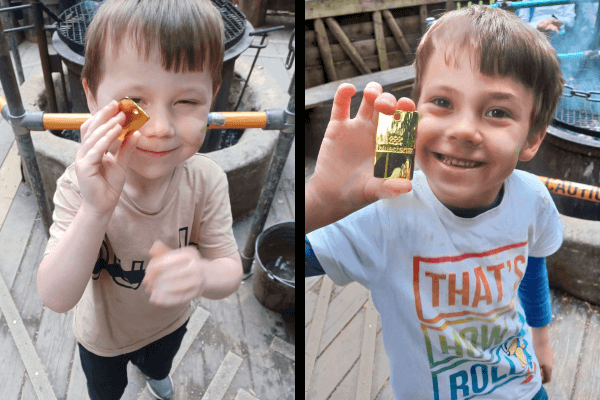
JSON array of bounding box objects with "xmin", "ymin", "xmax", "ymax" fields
[
  {"xmin": 537, "ymin": 17, "xmax": 563, "ymax": 33},
  {"xmin": 305, "ymin": 82, "xmax": 415, "ymax": 233},
  {"xmin": 531, "ymin": 326, "xmax": 554, "ymax": 383},
  {"xmin": 142, "ymin": 240, "xmax": 206, "ymax": 308},
  {"xmin": 75, "ymin": 100, "xmax": 141, "ymax": 216}
]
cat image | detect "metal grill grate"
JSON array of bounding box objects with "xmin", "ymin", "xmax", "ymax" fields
[
  {"xmin": 554, "ymin": 78, "xmax": 600, "ymax": 137},
  {"xmin": 56, "ymin": 2, "xmax": 94, "ymax": 56},
  {"xmin": 212, "ymin": 0, "xmax": 247, "ymax": 49},
  {"xmin": 56, "ymin": 0, "xmax": 247, "ymax": 57}
]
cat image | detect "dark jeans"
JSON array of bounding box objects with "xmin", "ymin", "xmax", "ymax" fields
[
  {"xmin": 78, "ymin": 319, "xmax": 189, "ymax": 400},
  {"xmin": 532, "ymin": 385, "xmax": 548, "ymax": 400}
]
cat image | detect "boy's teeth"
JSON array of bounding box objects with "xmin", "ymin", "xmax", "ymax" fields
[{"xmin": 440, "ymin": 154, "xmax": 479, "ymax": 168}]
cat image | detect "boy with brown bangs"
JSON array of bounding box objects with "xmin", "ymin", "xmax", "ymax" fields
[
  {"xmin": 306, "ymin": 5, "xmax": 564, "ymax": 400},
  {"xmin": 36, "ymin": 1, "xmax": 243, "ymax": 399}
]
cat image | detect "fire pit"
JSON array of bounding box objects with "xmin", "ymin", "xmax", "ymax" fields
[{"xmin": 517, "ymin": 59, "xmax": 600, "ymax": 220}]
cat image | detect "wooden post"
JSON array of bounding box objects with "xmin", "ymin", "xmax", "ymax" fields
[
  {"xmin": 314, "ymin": 18, "xmax": 338, "ymax": 83},
  {"xmin": 382, "ymin": 10, "xmax": 413, "ymax": 63},
  {"xmin": 325, "ymin": 17, "xmax": 372, "ymax": 75},
  {"xmin": 420, "ymin": 4, "xmax": 428, "ymax": 35},
  {"xmin": 372, "ymin": 11, "xmax": 389, "ymax": 71}
]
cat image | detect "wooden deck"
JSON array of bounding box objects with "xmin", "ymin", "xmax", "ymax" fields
[
  {"xmin": 305, "ymin": 156, "xmax": 600, "ymax": 400},
  {"xmin": 0, "ymin": 16, "xmax": 295, "ymax": 400}
]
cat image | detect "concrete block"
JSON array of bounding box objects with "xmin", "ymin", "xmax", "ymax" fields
[{"xmin": 547, "ymin": 214, "xmax": 600, "ymax": 306}]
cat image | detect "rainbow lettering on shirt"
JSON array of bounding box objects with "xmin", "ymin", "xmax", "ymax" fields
[{"xmin": 413, "ymin": 241, "xmax": 538, "ymax": 399}]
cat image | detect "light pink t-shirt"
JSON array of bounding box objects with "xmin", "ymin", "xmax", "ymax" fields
[{"xmin": 44, "ymin": 154, "xmax": 238, "ymax": 357}]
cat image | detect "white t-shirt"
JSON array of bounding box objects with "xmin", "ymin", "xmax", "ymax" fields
[{"xmin": 307, "ymin": 170, "xmax": 563, "ymax": 400}]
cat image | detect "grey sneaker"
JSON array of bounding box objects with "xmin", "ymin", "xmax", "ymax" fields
[{"xmin": 143, "ymin": 373, "xmax": 173, "ymax": 400}]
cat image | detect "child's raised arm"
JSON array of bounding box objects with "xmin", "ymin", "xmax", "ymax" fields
[
  {"xmin": 37, "ymin": 101, "xmax": 141, "ymax": 313},
  {"xmin": 305, "ymin": 82, "xmax": 415, "ymax": 234}
]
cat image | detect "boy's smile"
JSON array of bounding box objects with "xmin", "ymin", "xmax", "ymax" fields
[
  {"xmin": 83, "ymin": 39, "xmax": 214, "ymax": 197},
  {"xmin": 136, "ymin": 147, "xmax": 179, "ymax": 157},
  {"xmin": 416, "ymin": 49, "xmax": 546, "ymax": 209}
]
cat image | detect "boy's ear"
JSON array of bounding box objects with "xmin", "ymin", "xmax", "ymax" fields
[
  {"xmin": 518, "ymin": 126, "xmax": 547, "ymax": 162},
  {"xmin": 82, "ymin": 79, "xmax": 99, "ymax": 114},
  {"xmin": 212, "ymin": 83, "xmax": 221, "ymax": 101}
]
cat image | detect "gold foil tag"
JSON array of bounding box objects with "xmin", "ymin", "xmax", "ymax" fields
[
  {"xmin": 117, "ymin": 97, "xmax": 150, "ymax": 142},
  {"xmin": 374, "ymin": 110, "xmax": 418, "ymax": 180}
]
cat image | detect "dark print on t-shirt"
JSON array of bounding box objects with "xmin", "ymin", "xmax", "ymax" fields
[{"xmin": 92, "ymin": 227, "xmax": 196, "ymax": 289}]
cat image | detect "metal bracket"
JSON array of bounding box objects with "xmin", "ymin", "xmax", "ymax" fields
[
  {"xmin": 1, "ymin": 107, "xmax": 45, "ymax": 132},
  {"xmin": 264, "ymin": 109, "xmax": 285, "ymax": 130},
  {"xmin": 207, "ymin": 112, "xmax": 226, "ymax": 127},
  {"xmin": 283, "ymin": 107, "xmax": 294, "ymax": 127},
  {"xmin": 263, "ymin": 108, "xmax": 294, "ymax": 130}
]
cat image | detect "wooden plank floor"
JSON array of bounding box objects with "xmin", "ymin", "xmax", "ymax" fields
[
  {"xmin": 305, "ymin": 156, "xmax": 600, "ymax": 400},
  {"xmin": 0, "ymin": 17, "xmax": 295, "ymax": 399}
]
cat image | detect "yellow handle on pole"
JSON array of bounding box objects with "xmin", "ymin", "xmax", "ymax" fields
[
  {"xmin": 42, "ymin": 111, "xmax": 268, "ymax": 130},
  {"xmin": 0, "ymin": 93, "xmax": 269, "ymax": 129}
]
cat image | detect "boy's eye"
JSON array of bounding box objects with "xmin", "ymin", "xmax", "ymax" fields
[
  {"xmin": 127, "ymin": 98, "xmax": 143, "ymax": 104},
  {"xmin": 178, "ymin": 100, "xmax": 198, "ymax": 105},
  {"xmin": 432, "ymin": 98, "xmax": 451, "ymax": 108},
  {"xmin": 486, "ymin": 108, "xmax": 510, "ymax": 119}
]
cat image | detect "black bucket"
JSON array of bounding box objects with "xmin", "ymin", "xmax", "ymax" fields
[{"xmin": 253, "ymin": 221, "xmax": 295, "ymax": 313}]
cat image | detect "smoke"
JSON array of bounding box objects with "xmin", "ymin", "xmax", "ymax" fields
[{"xmin": 555, "ymin": 1, "xmax": 599, "ymax": 80}]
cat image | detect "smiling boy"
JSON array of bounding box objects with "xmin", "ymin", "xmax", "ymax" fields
[
  {"xmin": 416, "ymin": 49, "xmax": 539, "ymax": 209},
  {"xmin": 306, "ymin": 5, "xmax": 564, "ymax": 400},
  {"xmin": 36, "ymin": 1, "xmax": 242, "ymax": 399}
]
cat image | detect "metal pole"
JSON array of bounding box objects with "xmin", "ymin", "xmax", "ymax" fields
[
  {"xmin": 0, "ymin": 0, "xmax": 25, "ymax": 84},
  {"xmin": 233, "ymin": 34, "xmax": 267, "ymax": 112},
  {"xmin": 32, "ymin": 0, "xmax": 58, "ymax": 113},
  {"xmin": 234, "ymin": 26, "xmax": 285, "ymax": 112},
  {"xmin": 0, "ymin": 20, "xmax": 52, "ymax": 237},
  {"xmin": 241, "ymin": 76, "xmax": 295, "ymax": 274}
]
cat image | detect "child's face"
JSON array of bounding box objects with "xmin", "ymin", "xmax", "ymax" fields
[
  {"xmin": 415, "ymin": 48, "xmax": 545, "ymax": 209},
  {"xmin": 83, "ymin": 39, "xmax": 214, "ymax": 185}
]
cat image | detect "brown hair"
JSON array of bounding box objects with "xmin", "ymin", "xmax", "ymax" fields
[
  {"xmin": 81, "ymin": 0, "xmax": 224, "ymax": 100},
  {"xmin": 411, "ymin": 5, "xmax": 564, "ymax": 137}
]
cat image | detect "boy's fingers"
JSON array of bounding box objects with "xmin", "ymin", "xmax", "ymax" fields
[
  {"xmin": 90, "ymin": 118, "xmax": 124, "ymax": 159},
  {"xmin": 79, "ymin": 112, "xmax": 124, "ymax": 157},
  {"xmin": 356, "ymin": 82, "xmax": 383, "ymax": 121},
  {"xmin": 83, "ymin": 101, "xmax": 119, "ymax": 143},
  {"xmin": 372, "ymin": 96, "xmax": 418, "ymax": 127},
  {"xmin": 330, "ymin": 83, "xmax": 356, "ymax": 121},
  {"xmin": 364, "ymin": 177, "xmax": 412, "ymax": 203},
  {"xmin": 373, "ymin": 95, "xmax": 417, "ymax": 115},
  {"xmin": 79, "ymin": 122, "xmax": 120, "ymax": 164},
  {"xmin": 373, "ymin": 93, "xmax": 398, "ymax": 116},
  {"xmin": 380, "ymin": 178, "xmax": 413, "ymax": 198},
  {"xmin": 371, "ymin": 93, "xmax": 396, "ymax": 127},
  {"xmin": 80, "ymin": 115, "xmax": 93, "ymax": 137},
  {"xmin": 114, "ymin": 131, "xmax": 141, "ymax": 169},
  {"xmin": 395, "ymin": 97, "xmax": 417, "ymax": 112}
]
